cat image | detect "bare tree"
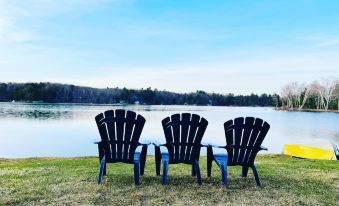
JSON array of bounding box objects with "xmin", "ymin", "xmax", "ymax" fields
[
  {"xmin": 309, "ymin": 81, "xmax": 324, "ymax": 110},
  {"xmin": 281, "ymin": 82, "xmax": 310, "ymax": 110},
  {"xmin": 320, "ymin": 78, "xmax": 337, "ymax": 110},
  {"xmin": 281, "ymin": 84, "xmax": 293, "ymax": 109},
  {"xmin": 298, "ymin": 83, "xmax": 310, "ymax": 110},
  {"xmin": 333, "ymin": 80, "xmax": 339, "ymax": 111},
  {"xmin": 290, "ymin": 82, "xmax": 300, "ymax": 109}
]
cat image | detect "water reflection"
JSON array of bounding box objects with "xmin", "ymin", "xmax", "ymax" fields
[
  {"xmin": 0, "ymin": 108, "xmax": 72, "ymax": 120},
  {"xmin": 0, "ymin": 103, "xmax": 338, "ymax": 157},
  {"xmin": 0, "ymin": 103, "xmax": 205, "ymax": 120}
]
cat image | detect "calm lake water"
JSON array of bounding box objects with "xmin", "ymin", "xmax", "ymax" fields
[{"xmin": 0, "ymin": 103, "xmax": 338, "ymax": 158}]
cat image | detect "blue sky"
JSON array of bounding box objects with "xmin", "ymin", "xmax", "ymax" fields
[{"xmin": 0, "ymin": 0, "xmax": 338, "ymax": 94}]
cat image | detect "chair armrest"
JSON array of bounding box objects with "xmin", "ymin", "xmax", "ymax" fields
[
  {"xmin": 209, "ymin": 145, "xmax": 228, "ymax": 156},
  {"xmin": 94, "ymin": 140, "xmax": 111, "ymax": 144},
  {"xmin": 225, "ymin": 144, "xmax": 268, "ymax": 151},
  {"xmin": 208, "ymin": 143, "xmax": 226, "ymax": 149},
  {"xmin": 139, "ymin": 141, "xmax": 152, "ymax": 146},
  {"xmin": 135, "ymin": 143, "xmax": 150, "ymax": 153},
  {"xmin": 153, "ymin": 144, "xmax": 169, "ymax": 157},
  {"xmin": 201, "ymin": 142, "xmax": 211, "ymax": 147},
  {"xmin": 134, "ymin": 150, "xmax": 141, "ymax": 161},
  {"xmin": 159, "ymin": 146, "xmax": 169, "ymax": 155},
  {"xmin": 152, "ymin": 143, "xmax": 167, "ymax": 147}
]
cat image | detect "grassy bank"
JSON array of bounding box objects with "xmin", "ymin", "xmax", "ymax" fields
[{"xmin": 0, "ymin": 155, "xmax": 338, "ymax": 205}]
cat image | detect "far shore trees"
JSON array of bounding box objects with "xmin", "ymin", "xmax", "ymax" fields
[{"xmin": 0, "ymin": 82, "xmax": 276, "ymax": 107}]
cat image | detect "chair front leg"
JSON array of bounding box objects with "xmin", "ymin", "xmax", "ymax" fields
[
  {"xmin": 134, "ymin": 160, "xmax": 140, "ymax": 185},
  {"xmin": 98, "ymin": 156, "xmax": 106, "ymax": 184},
  {"xmin": 134, "ymin": 151, "xmax": 142, "ymax": 185},
  {"xmin": 220, "ymin": 162, "xmax": 227, "ymax": 185},
  {"xmin": 214, "ymin": 154, "xmax": 228, "ymax": 185},
  {"xmin": 162, "ymin": 153, "xmax": 169, "ymax": 185},
  {"xmin": 98, "ymin": 143, "xmax": 106, "ymax": 176}
]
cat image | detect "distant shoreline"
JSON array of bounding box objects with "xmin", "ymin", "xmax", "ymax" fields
[
  {"xmin": 275, "ymin": 108, "xmax": 339, "ymax": 113},
  {"xmin": 0, "ymin": 101, "xmax": 274, "ymax": 107},
  {"xmin": 0, "ymin": 82, "xmax": 276, "ymax": 107}
]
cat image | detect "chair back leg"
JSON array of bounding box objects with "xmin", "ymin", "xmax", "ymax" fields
[
  {"xmin": 220, "ymin": 163, "xmax": 227, "ymax": 185},
  {"xmin": 194, "ymin": 160, "xmax": 202, "ymax": 185},
  {"xmin": 251, "ymin": 165, "xmax": 261, "ymax": 186},
  {"xmin": 207, "ymin": 146, "xmax": 213, "ymax": 177},
  {"xmin": 134, "ymin": 161, "xmax": 140, "ymax": 185},
  {"xmin": 155, "ymin": 147, "xmax": 161, "ymax": 176},
  {"xmin": 103, "ymin": 165, "xmax": 107, "ymax": 176},
  {"xmin": 191, "ymin": 164, "xmax": 196, "ymax": 176},
  {"xmin": 98, "ymin": 156, "xmax": 106, "ymax": 184},
  {"xmin": 242, "ymin": 166, "xmax": 249, "ymax": 177},
  {"xmin": 162, "ymin": 159, "xmax": 169, "ymax": 185},
  {"xmin": 140, "ymin": 145, "xmax": 148, "ymax": 176}
]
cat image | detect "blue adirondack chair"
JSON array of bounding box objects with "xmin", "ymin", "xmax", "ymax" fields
[
  {"xmin": 95, "ymin": 109, "xmax": 149, "ymax": 185},
  {"xmin": 154, "ymin": 113, "xmax": 208, "ymax": 185},
  {"xmin": 207, "ymin": 117, "xmax": 270, "ymax": 186}
]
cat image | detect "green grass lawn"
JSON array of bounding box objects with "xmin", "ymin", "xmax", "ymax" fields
[{"xmin": 0, "ymin": 155, "xmax": 338, "ymax": 206}]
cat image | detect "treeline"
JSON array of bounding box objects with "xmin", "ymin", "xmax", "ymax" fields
[
  {"xmin": 0, "ymin": 82, "xmax": 277, "ymax": 106},
  {"xmin": 280, "ymin": 78, "xmax": 339, "ymax": 111}
]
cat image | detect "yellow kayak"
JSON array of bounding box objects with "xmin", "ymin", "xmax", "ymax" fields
[{"xmin": 284, "ymin": 144, "xmax": 338, "ymax": 160}]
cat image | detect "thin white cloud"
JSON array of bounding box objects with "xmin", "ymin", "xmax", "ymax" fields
[
  {"xmin": 300, "ymin": 33, "xmax": 339, "ymax": 47},
  {"xmin": 316, "ymin": 38, "xmax": 339, "ymax": 47},
  {"xmin": 2, "ymin": 52, "xmax": 338, "ymax": 94},
  {"xmin": 0, "ymin": 0, "xmax": 110, "ymax": 44},
  {"xmin": 24, "ymin": 52, "xmax": 337, "ymax": 95}
]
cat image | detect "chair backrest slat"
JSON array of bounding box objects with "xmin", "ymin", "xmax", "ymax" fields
[
  {"xmin": 95, "ymin": 110, "xmax": 145, "ymax": 163},
  {"xmin": 171, "ymin": 114, "xmax": 181, "ymax": 161},
  {"xmin": 115, "ymin": 110, "xmax": 125, "ymax": 160},
  {"xmin": 124, "ymin": 111, "xmax": 136, "ymax": 160},
  {"xmin": 102, "ymin": 110, "xmax": 115, "ymax": 159},
  {"xmin": 96, "ymin": 112, "xmax": 114, "ymax": 159},
  {"xmin": 162, "ymin": 113, "xmax": 208, "ymax": 163},
  {"xmin": 185, "ymin": 114, "xmax": 200, "ymax": 161},
  {"xmin": 233, "ymin": 117, "xmax": 244, "ymax": 163},
  {"xmin": 180, "ymin": 113, "xmax": 190, "ymax": 160},
  {"xmin": 238, "ymin": 117, "xmax": 255, "ymax": 163},
  {"xmin": 128, "ymin": 114, "xmax": 146, "ymax": 160},
  {"xmin": 96, "ymin": 113, "xmax": 109, "ymax": 141},
  {"xmin": 224, "ymin": 117, "xmax": 270, "ymax": 166},
  {"xmin": 162, "ymin": 117, "xmax": 175, "ymax": 159},
  {"xmin": 224, "ymin": 119, "xmax": 234, "ymax": 163}
]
